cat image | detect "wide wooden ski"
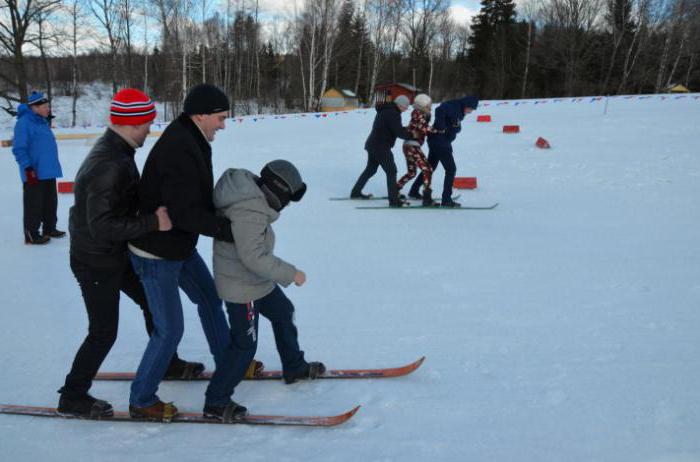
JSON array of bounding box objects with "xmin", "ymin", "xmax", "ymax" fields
[
  {"xmin": 95, "ymin": 357, "xmax": 426, "ymax": 382},
  {"xmin": 0, "ymin": 404, "xmax": 360, "ymax": 427}
]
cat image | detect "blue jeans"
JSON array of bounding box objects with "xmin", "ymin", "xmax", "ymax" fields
[
  {"xmin": 129, "ymin": 250, "xmax": 237, "ymax": 407},
  {"xmin": 225, "ymin": 286, "xmax": 307, "ymax": 387}
]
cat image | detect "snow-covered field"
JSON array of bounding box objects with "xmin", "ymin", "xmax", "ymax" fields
[{"xmin": 1, "ymin": 94, "xmax": 699, "ymax": 461}]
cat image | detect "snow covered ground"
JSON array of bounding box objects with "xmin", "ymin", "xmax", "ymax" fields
[{"xmin": 1, "ymin": 94, "xmax": 699, "ymax": 461}]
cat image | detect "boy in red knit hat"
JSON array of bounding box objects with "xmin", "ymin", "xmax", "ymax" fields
[{"xmin": 57, "ymin": 89, "xmax": 202, "ymax": 418}]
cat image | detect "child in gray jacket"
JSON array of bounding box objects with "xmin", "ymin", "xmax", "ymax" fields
[{"xmin": 209, "ymin": 160, "xmax": 325, "ymax": 420}]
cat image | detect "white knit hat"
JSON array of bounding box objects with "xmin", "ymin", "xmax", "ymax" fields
[{"xmin": 414, "ymin": 94, "xmax": 432, "ymax": 111}]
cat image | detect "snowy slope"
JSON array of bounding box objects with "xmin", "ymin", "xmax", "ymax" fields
[{"xmin": 1, "ymin": 95, "xmax": 699, "ymax": 461}]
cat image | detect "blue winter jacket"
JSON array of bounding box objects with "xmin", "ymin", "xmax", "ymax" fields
[
  {"xmin": 427, "ymin": 96, "xmax": 479, "ymax": 149},
  {"xmin": 12, "ymin": 104, "xmax": 62, "ymax": 182}
]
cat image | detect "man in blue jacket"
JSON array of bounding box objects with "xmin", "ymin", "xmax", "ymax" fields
[
  {"xmin": 12, "ymin": 91, "xmax": 64, "ymax": 244},
  {"xmin": 408, "ymin": 95, "xmax": 479, "ymax": 208}
]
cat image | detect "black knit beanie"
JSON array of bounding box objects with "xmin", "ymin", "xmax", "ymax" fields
[
  {"xmin": 183, "ymin": 84, "xmax": 230, "ymax": 115},
  {"xmin": 260, "ymin": 160, "xmax": 307, "ymax": 211}
]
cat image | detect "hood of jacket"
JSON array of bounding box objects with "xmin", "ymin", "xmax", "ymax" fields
[
  {"xmin": 213, "ymin": 168, "xmax": 279, "ymax": 222},
  {"xmin": 16, "ymin": 103, "xmax": 32, "ymax": 119},
  {"xmin": 458, "ymin": 95, "xmax": 479, "ymax": 112}
]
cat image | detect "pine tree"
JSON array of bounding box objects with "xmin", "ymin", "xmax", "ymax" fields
[{"xmin": 466, "ymin": 0, "xmax": 520, "ymax": 98}]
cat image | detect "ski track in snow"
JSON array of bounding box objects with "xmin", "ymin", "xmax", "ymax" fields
[{"xmin": 1, "ymin": 96, "xmax": 700, "ymax": 461}]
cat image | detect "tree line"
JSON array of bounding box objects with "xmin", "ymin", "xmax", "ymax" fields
[{"xmin": 1, "ymin": 0, "xmax": 698, "ymax": 125}]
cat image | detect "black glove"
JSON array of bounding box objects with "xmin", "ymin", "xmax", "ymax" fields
[{"xmin": 215, "ymin": 218, "xmax": 235, "ymax": 243}]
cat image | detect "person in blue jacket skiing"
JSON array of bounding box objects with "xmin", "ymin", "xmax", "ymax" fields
[
  {"xmin": 12, "ymin": 91, "xmax": 64, "ymax": 244},
  {"xmin": 407, "ymin": 95, "xmax": 478, "ymax": 208}
]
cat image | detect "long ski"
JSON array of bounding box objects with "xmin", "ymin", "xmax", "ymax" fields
[
  {"xmin": 95, "ymin": 357, "xmax": 425, "ymax": 382},
  {"xmin": 356, "ymin": 203, "xmax": 498, "ymax": 210},
  {"xmin": 0, "ymin": 404, "xmax": 360, "ymax": 427},
  {"xmin": 329, "ymin": 195, "xmax": 461, "ymax": 201}
]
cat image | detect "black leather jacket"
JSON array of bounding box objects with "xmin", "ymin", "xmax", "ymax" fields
[{"xmin": 69, "ymin": 128, "xmax": 158, "ymax": 267}]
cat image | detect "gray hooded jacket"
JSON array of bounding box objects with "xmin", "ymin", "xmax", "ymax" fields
[{"xmin": 212, "ymin": 168, "xmax": 297, "ymax": 303}]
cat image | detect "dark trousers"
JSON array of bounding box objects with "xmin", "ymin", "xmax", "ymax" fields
[
  {"xmin": 23, "ymin": 178, "xmax": 57, "ymax": 236},
  {"xmin": 60, "ymin": 256, "xmax": 175, "ymax": 398},
  {"xmin": 409, "ymin": 145, "xmax": 457, "ymax": 202},
  {"xmin": 351, "ymin": 148, "xmax": 400, "ymax": 204},
  {"xmin": 224, "ymin": 286, "xmax": 307, "ymax": 391}
]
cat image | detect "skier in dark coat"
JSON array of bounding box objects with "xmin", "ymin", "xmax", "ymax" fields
[
  {"xmin": 350, "ymin": 95, "xmax": 414, "ymax": 207},
  {"xmin": 408, "ymin": 95, "xmax": 479, "ymax": 207},
  {"xmin": 57, "ymin": 88, "xmax": 183, "ymax": 418}
]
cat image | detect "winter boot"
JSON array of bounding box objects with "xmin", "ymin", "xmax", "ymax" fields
[
  {"xmin": 57, "ymin": 391, "xmax": 114, "ymax": 418},
  {"xmin": 44, "ymin": 229, "xmax": 66, "ymax": 238},
  {"xmin": 283, "ymin": 361, "xmax": 327, "ymax": 384},
  {"xmin": 422, "ymin": 188, "xmax": 438, "ymax": 207},
  {"xmin": 203, "ymin": 400, "xmax": 248, "ymax": 423},
  {"xmin": 350, "ymin": 192, "xmax": 373, "ymax": 200},
  {"xmin": 164, "ymin": 357, "xmax": 205, "ymax": 379},
  {"xmin": 129, "ymin": 401, "xmax": 178, "ymax": 422},
  {"xmin": 441, "ymin": 199, "xmax": 461, "ymax": 208},
  {"xmin": 244, "ymin": 359, "xmax": 265, "ymax": 379},
  {"xmin": 25, "ymin": 230, "xmax": 50, "ymax": 245},
  {"xmin": 389, "ymin": 197, "xmax": 409, "ymax": 208}
]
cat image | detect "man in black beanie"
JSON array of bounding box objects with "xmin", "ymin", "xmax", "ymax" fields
[{"xmin": 126, "ymin": 84, "xmax": 245, "ymax": 421}]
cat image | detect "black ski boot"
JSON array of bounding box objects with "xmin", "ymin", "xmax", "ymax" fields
[
  {"xmin": 57, "ymin": 390, "xmax": 114, "ymax": 418},
  {"xmin": 44, "ymin": 229, "xmax": 66, "ymax": 238},
  {"xmin": 284, "ymin": 362, "xmax": 327, "ymax": 384},
  {"xmin": 408, "ymin": 190, "xmax": 422, "ymax": 201},
  {"xmin": 350, "ymin": 192, "xmax": 373, "ymax": 200},
  {"xmin": 441, "ymin": 199, "xmax": 461, "ymax": 208},
  {"xmin": 164, "ymin": 357, "xmax": 205, "ymax": 379},
  {"xmin": 203, "ymin": 400, "xmax": 248, "ymax": 423},
  {"xmin": 422, "ymin": 188, "xmax": 438, "ymax": 207},
  {"xmin": 25, "ymin": 230, "xmax": 50, "ymax": 245}
]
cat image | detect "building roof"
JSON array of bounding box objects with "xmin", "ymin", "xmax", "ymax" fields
[{"xmin": 374, "ymin": 83, "xmax": 419, "ymax": 92}]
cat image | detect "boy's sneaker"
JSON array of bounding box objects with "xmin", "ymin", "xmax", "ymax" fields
[
  {"xmin": 350, "ymin": 192, "xmax": 373, "ymax": 200},
  {"xmin": 203, "ymin": 400, "xmax": 248, "ymax": 423},
  {"xmin": 245, "ymin": 359, "xmax": 265, "ymax": 379},
  {"xmin": 57, "ymin": 392, "xmax": 114, "ymax": 418},
  {"xmin": 283, "ymin": 361, "xmax": 326, "ymax": 384},
  {"xmin": 44, "ymin": 229, "xmax": 66, "ymax": 238},
  {"xmin": 25, "ymin": 230, "xmax": 50, "ymax": 245},
  {"xmin": 129, "ymin": 401, "xmax": 178, "ymax": 422},
  {"xmin": 164, "ymin": 357, "xmax": 205, "ymax": 379}
]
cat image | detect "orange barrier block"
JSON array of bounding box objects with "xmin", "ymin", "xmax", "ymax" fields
[
  {"xmin": 536, "ymin": 137, "xmax": 551, "ymax": 149},
  {"xmin": 57, "ymin": 181, "xmax": 74, "ymax": 194},
  {"xmin": 453, "ymin": 177, "xmax": 477, "ymax": 189},
  {"xmin": 503, "ymin": 125, "xmax": 520, "ymax": 133},
  {"xmin": 476, "ymin": 115, "xmax": 492, "ymax": 123}
]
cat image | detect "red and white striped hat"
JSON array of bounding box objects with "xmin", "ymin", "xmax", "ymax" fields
[{"xmin": 110, "ymin": 88, "xmax": 156, "ymax": 126}]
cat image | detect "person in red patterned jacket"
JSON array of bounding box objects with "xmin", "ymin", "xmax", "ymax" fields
[{"xmin": 397, "ymin": 94, "xmax": 438, "ymax": 207}]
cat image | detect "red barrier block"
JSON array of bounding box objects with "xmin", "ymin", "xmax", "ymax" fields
[
  {"xmin": 476, "ymin": 115, "xmax": 492, "ymax": 123},
  {"xmin": 453, "ymin": 177, "xmax": 477, "ymax": 189},
  {"xmin": 57, "ymin": 181, "xmax": 74, "ymax": 194},
  {"xmin": 503, "ymin": 125, "xmax": 520, "ymax": 133},
  {"xmin": 536, "ymin": 137, "xmax": 551, "ymax": 149}
]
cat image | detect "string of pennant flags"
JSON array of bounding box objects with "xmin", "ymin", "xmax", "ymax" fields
[{"xmin": 1, "ymin": 92, "xmax": 698, "ymax": 142}]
